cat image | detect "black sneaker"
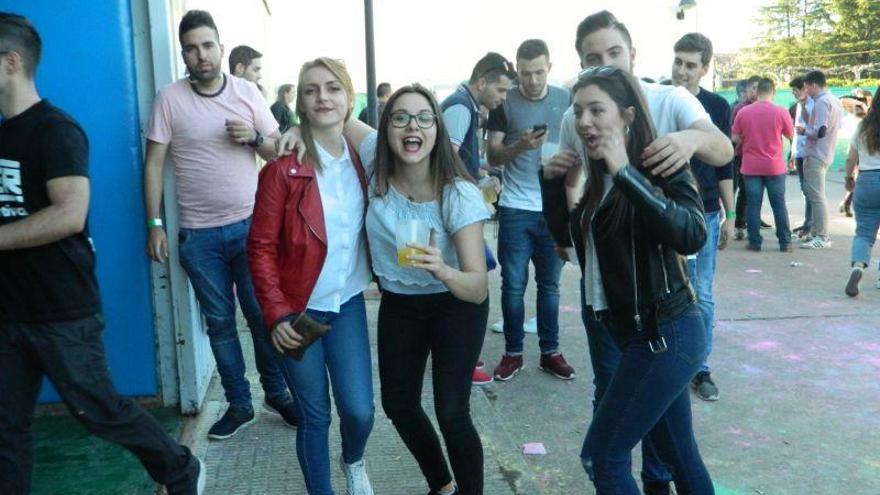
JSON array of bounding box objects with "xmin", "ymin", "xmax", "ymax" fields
[
  {"xmin": 208, "ymin": 406, "xmax": 256, "ymax": 440},
  {"xmin": 643, "ymin": 480, "xmax": 672, "ymax": 495},
  {"xmin": 264, "ymin": 394, "xmax": 298, "ymax": 429},
  {"xmin": 692, "ymin": 371, "xmax": 719, "ymax": 401},
  {"xmin": 845, "ymin": 266, "xmax": 864, "ymax": 298},
  {"xmin": 760, "ymin": 219, "xmax": 773, "ymax": 229}
]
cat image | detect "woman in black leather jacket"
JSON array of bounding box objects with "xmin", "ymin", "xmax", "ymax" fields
[{"xmin": 544, "ymin": 67, "xmax": 714, "ymax": 494}]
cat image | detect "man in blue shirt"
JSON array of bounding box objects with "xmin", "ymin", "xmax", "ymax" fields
[
  {"xmin": 441, "ymin": 52, "xmax": 515, "ymax": 180},
  {"xmin": 670, "ymin": 33, "xmax": 734, "ymax": 402}
]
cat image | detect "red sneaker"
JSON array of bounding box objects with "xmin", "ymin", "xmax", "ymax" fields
[
  {"xmin": 493, "ymin": 354, "xmax": 524, "ymax": 381},
  {"xmin": 539, "ymin": 353, "xmax": 576, "ymax": 380},
  {"xmin": 471, "ymin": 368, "xmax": 493, "ymax": 386}
]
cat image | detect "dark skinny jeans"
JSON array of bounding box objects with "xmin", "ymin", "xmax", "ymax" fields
[
  {"xmin": 378, "ymin": 291, "xmax": 488, "ymax": 495},
  {"xmin": 0, "ymin": 315, "xmax": 198, "ymax": 495}
]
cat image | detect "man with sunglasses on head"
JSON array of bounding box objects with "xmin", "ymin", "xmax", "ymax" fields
[
  {"xmin": 484, "ymin": 39, "xmax": 575, "ymax": 383},
  {"xmin": 440, "ymin": 52, "xmax": 516, "ymax": 181},
  {"xmin": 542, "ymin": 10, "xmax": 733, "ymax": 495}
]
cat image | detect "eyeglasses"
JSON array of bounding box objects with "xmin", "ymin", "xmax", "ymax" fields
[
  {"xmin": 389, "ymin": 111, "xmax": 437, "ymax": 129},
  {"xmin": 578, "ymin": 65, "xmax": 622, "ymax": 80}
]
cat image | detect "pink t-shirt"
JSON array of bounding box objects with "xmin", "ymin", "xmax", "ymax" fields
[
  {"xmin": 732, "ymin": 100, "xmax": 794, "ymax": 176},
  {"xmin": 147, "ymin": 75, "xmax": 278, "ymax": 228}
]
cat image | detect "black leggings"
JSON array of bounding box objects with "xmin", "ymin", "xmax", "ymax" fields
[{"xmin": 378, "ymin": 291, "xmax": 488, "ymax": 495}]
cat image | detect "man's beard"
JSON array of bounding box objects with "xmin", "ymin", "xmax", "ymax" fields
[{"xmin": 188, "ymin": 64, "xmax": 221, "ymax": 83}]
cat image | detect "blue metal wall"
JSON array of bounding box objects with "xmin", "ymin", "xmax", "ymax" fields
[{"xmin": 1, "ymin": 1, "xmax": 159, "ymax": 400}]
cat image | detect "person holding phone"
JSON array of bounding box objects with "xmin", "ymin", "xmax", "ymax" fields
[{"xmin": 486, "ymin": 39, "xmax": 574, "ymax": 382}]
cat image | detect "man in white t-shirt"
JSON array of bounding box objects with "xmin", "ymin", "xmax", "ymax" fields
[
  {"xmin": 142, "ymin": 10, "xmax": 296, "ymax": 441},
  {"xmin": 543, "ymin": 10, "xmax": 733, "ymax": 495}
]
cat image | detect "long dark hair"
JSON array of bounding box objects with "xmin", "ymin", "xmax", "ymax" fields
[
  {"xmin": 373, "ymin": 84, "xmax": 474, "ymax": 212},
  {"xmin": 858, "ymin": 87, "xmax": 880, "ymax": 155},
  {"xmin": 572, "ymin": 68, "xmax": 657, "ymax": 235}
]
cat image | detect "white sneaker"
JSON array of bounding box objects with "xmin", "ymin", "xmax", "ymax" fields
[
  {"xmin": 490, "ymin": 320, "xmax": 504, "ymax": 333},
  {"xmin": 340, "ymin": 456, "xmax": 374, "ymax": 495},
  {"xmin": 196, "ymin": 457, "xmax": 206, "ymax": 495},
  {"xmin": 800, "ymin": 236, "xmax": 831, "ymax": 249},
  {"xmin": 491, "ymin": 318, "xmax": 538, "ymax": 334}
]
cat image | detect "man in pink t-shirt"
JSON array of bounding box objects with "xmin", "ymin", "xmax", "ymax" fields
[
  {"xmin": 142, "ymin": 10, "xmax": 297, "ymax": 440},
  {"xmin": 732, "ymin": 77, "xmax": 795, "ymax": 252}
]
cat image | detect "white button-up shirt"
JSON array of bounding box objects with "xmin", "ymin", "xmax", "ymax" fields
[{"xmin": 306, "ymin": 138, "xmax": 371, "ymax": 312}]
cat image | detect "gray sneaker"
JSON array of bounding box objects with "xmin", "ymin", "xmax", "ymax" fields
[
  {"xmin": 340, "ymin": 456, "xmax": 374, "ymax": 495},
  {"xmin": 692, "ymin": 371, "xmax": 719, "ymax": 401}
]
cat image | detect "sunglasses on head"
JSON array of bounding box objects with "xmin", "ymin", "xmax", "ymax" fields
[
  {"xmin": 480, "ymin": 59, "xmax": 516, "ymax": 80},
  {"xmin": 578, "ymin": 65, "xmax": 622, "ymax": 80}
]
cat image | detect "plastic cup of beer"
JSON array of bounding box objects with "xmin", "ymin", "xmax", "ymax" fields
[
  {"xmin": 395, "ymin": 219, "xmax": 431, "ymax": 267},
  {"xmin": 479, "ymin": 176, "xmax": 498, "ymax": 204}
]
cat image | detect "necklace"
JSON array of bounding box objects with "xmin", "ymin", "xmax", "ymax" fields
[{"xmin": 189, "ymin": 74, "xmax": 226, "ymax": 98}]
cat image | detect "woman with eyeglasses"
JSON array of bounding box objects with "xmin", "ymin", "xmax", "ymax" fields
[
  {"xmin": 361, "ymin": 84, "xmax": 489, "ymax": 495},
  {"xmin": 543, "ymin": 66, "xmax": 713, "ymax": 494},
  {"xmin": 248, "ymin": 57, "xmax": 376, "ymax": 495}
]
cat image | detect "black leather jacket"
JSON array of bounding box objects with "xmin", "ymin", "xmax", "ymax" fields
[{"xmin": 541, "ymin": 165, "xmax": 707, "ymax": 351}]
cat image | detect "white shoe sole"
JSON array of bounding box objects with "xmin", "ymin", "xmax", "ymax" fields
[
  {"xmin": 539, "ymin": 365, "xmax": 576, "ymax": 380},
  {"xmin": 494, "ymin": 366, "xmax": 522, "ymax": 382},
  {"xmin": 207, "ymin": 415, "xmax": 257, "ymax": 440}
]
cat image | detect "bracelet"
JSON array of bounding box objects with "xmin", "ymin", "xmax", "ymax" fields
[
  {"xmin": 147, "ymin": 218, "xmax": 164, "ymax": 228},
  {"xmin": 725, "ymin": 211, "xmax": 736, "ymax": 220}
]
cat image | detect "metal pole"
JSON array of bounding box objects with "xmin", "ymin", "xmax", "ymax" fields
[{"xmin": 364, "ymin": 0, "xmax": 378, "ymax": 127}]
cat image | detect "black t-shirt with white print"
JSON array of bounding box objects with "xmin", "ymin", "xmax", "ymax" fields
[{"xmin": 0, "ymin": 99, "xmax": 101, "ymax": 323}]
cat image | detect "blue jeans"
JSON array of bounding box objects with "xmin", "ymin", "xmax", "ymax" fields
[
  {"xmin": 744, "ymin": 174, "xmax": 791, "ymax": 249},
  {"xmin": 852, "ymin": 171, "xmax": 880, "ymax": 267},
  {"xmin": 584, "ymin": 307, "xmax": 713, "ymax": 494},
  {"xmin": 579, "ymin": 281, "xmax": 672, "ymax": 486},
  {"xmin": 178, "ymin": 217, "xmax": 289, "ymax": 410},
  {"xmin": 279, "ymin": 293, "xmax": 374, "ymax": 495},
  {"xmin": 498, "ymin": 206, "xmax": 564, "ymax": 354},
  {"xmin": 686, "ymin": 210, "xmax": 720, "ymax": 373},
  {"xmin": 795, "ymin": 158, "xmax": 813, "ymax": 230}
]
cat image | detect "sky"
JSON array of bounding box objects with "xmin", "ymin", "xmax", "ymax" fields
[{"xmin": 183, "ymin": 0, "xmax": 773, "ymax": 97}]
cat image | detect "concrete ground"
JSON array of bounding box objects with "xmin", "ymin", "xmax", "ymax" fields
[{"xmin": 183, "ymin": 168, "xmax": 880, "ymax": 495}]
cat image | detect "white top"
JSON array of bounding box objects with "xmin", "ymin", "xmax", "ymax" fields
[
  {"xmin": 583, "ymin": 174, "xmax": 614, "ymax": 311},
  {"xmin": 850, "ymin": 122, "xmax": 880, "ymax": 172},
  {"xmin": 307, "ymin": 137, "xmax": 371, "ymax": 312},
  {"xmin": 793, "ymin": 97, "xmax": 814, "ymax": 159},
  {"xmin": 366, "ymin": 178, "xmax": 489, "ymax": 295},
  {"xmin": 559, "ymin": 80, "xmax": 710, "ymax": 169}
]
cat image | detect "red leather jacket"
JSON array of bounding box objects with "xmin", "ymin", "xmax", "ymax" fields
[{"xmin": 248, "ymin": 140, "xmax": 368, "ymax": 329}]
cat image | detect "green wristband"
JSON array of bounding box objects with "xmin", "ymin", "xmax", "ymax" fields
[
  {"xmin": 725, "ymin": 211, "xmax": 736, "ymax": 220},
  {"xmin": 147, "ymin": 218, "xmax": 164, "ymax": 228}
]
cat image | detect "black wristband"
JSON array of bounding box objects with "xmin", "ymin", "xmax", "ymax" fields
[{"xmin": 248, "ymin": 130, "xmax": 264, "ymax": 148}]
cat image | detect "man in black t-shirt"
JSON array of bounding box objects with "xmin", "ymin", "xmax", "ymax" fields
[{"xmin": 0, "ymin": 13, "xmax": 203, "ymax": 494}]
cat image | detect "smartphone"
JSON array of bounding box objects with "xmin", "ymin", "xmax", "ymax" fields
[{"xmin": 532, "ymin": 123, "xmax": 548, "ymax": 136}]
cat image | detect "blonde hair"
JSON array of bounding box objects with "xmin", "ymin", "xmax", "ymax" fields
[{"xmin": 295, "ymin": 57, "xmax": 355, "ymax": 170}]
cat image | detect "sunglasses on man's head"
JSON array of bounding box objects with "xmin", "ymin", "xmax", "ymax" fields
[
  {"xmin": 578, "ymin": 65, "xmax": 622, "ymax": 80},
  {"xmin": 480, "ymin": 59, "xmax": 516, "ymax": 79}
]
